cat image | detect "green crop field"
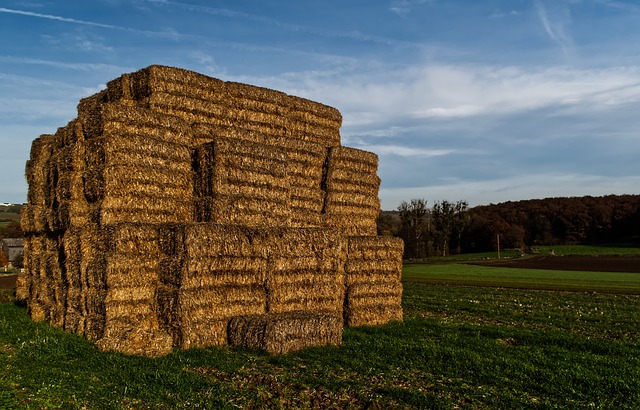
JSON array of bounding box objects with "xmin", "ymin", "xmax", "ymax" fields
[
  {"xmin": 1, "ymin": 264, "xmax": 639, "ymax": 409},
  {"xmin": 403, "ymin": 263, "xmax": 640, "ymax": 293}
]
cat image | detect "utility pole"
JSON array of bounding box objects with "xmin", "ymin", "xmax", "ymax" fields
[{"xmin": 497, "ymin": 234, "xmax": 501, "ymax": 259}]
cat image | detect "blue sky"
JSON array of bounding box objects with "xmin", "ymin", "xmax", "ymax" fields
[{"xmin": 2, "ymin": 0, "xmax": 640, "ymax": 209}]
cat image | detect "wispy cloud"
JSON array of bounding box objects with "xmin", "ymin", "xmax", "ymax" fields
[
  {"xmin": 353, "ymin": 144, "xmax": 456, "ymax": 158},
  {"xmin": 145, "ymin": 0, "xmax": 421, "ymax": 48},
  {"xmin": 534, "ymin": 0, "xmax": 574, "ymax": 58},
  {"xmin": 0, "ymin": 56, "xmax": 127, "ymax": 72},
  {"xmin": 0, "ymin": 7, "xmax": 190, "ymax": 40}
]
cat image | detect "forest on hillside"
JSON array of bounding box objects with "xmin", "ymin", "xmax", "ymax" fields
[{"xmin": 378, "ymin": 195, "xmax": 640, "ymax": 258}]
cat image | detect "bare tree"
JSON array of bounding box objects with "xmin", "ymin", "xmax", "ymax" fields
[{"xmin": 398, "ymin": 198, "xmax": 429, "ymax": 258}]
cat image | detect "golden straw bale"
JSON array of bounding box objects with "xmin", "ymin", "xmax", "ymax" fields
[
  {"xmin": 28, "ymin": 302, "xmax": 48, "ymax": 323},
  {"xmin": 190, "ymin": 123, "xmax": 286, "ymax": 148},
  {"xmin": 25, "ymin": 135, "xmax": 55, "ymax": 207},
  {"xmin": 266, "ymin": 281, "xmax": 345, "ymax": 314},
  {"xmin": 130, "ymin": 65, "xmax": 226, "ymax": 101},
  {"xmin": 225, "ymin": 81, "xmax": 289, "ymax": 107},
  {"xmin": 327, "ymin": 146, "xmax": 378, "ymax": 172},
  {"xmin": 347, "ymin": 236, "xmax": 404, "ymax": 260},
  {"xmin": 287, "ymin": 95, "xmax": 342, "ymax": 123},
  {"xmin": 103, "ymin": 223, "xmax": 160, "ymax": 255},
  {"xmin": 146, "ymin": 92, "xmax": 229, "ymax": 126},
  {"xmin": 15, "ymin": 272, "xmax": 30, "ymax": 303},
  {"xmin": 179, "ymin": 284, "xmax": 266, "ymax": 311},
  {"xmin": 344, "ymin": 282, "xmax": 403, "ymax": 327},
  {"xmin": 346, "ymin": 282, "xmax": 403, "ymax": 309},
  {"xmin": 156, "ymin": 284, "xmax": 181, "ymax": 345},
  {"xmin": 179, "ymin": 319, "xmax": 229, "ymax": 349},
  {"xmin": 80, "ymin": 103, "xmax": 191, "ymax": 145},
  {"xmin": 289, "ymin": 186, "xmax": 325, "ymax": 213},
  {"xmin": 182, "ymin": 257, "xmax": 266, "ymax": 283},
  {"xmin": 227, "ymin": 311, "xmax": 343, "ymax": 355},
  {"xmin": 20, "ymin": 205, "xmax": 48, "ymax": 234},
  {"xmin": 344, "ymin": 305, "xmax": 403, "ymax": 327},
  {"xmin": 194, "ymin": 195, "xmax": 290, "ymax": 228},
  {"xmin": 99, "ymin": 194, "xmax": 193, "ymax": 225},
  {"xmin": 83, "ymin": 287, "xmax": 107, "ymax": 340},
  {"xmin": 324, "ymin": 214, "xmax": 378, "ymax": 237},
  {"xmin": 64, "ymin": 287, "xmax": 85, "ymax": 335},
  {"xmin": 104, "ymin": 254, "xmax": 160, "ymax": 289},
  {"xmin": 97, "ymin": 328, "xmax": 173, "ymax": 357},
  {"xmin": 183, "ymin": 223, "xmax": 255, "ymax": 257}
]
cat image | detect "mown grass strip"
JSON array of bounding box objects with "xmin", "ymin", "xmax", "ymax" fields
[{"xmin": 403, "ymin": 263, "xmax": 640, "ymax": 293}]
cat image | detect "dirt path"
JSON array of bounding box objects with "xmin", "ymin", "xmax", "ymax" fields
[
  {"xmin": 473, "ymin": 255, "xmax": 640, "ymax": 273},
  {"xmin": 0, "ymin": 274, "xmax": 17, "ymax": 289}
]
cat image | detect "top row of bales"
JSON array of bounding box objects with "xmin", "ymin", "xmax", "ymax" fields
[{"xmin": 18, "ymin": 65, "xmax": 402, "ymax": 356}]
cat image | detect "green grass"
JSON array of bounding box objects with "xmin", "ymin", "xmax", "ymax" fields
[
  {"xmin": 403, "ymin": 263, "xmax": 640, "ymax": 293},
  {"xmin": 1, "ymin": 267, "xmax": 639, "ymax": 409}
]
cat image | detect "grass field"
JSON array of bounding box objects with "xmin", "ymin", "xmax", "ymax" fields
[
  {"xmin": 403, "ymin": 263, "xmax": 640, "ymax": 293},
  {"xmin": 1, "ymin": 261, "xmax": 639, "ymax": 409}
]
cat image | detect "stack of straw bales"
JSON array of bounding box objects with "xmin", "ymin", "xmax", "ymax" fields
[{"xmin": 17, "ymin": 65, "xmax": 403, "ymax": 356}]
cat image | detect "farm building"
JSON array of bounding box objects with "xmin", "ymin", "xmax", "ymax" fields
[
  {"xmin": 16, "ymin": 65, "xmax": 403, "ymax": 356},
  {"xmin": 1, "ymin": 238, "xmax": 24, "ymax": 265}
]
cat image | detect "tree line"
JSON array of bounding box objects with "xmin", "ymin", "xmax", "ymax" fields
[{"xmin": 377, "ymin": 195, "xmax": 640, "ymax": 258}]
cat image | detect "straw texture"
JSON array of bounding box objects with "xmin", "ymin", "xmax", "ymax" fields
[{"xmin": 18, "ymin": 65, "xmax": 402, "ymax": 356}]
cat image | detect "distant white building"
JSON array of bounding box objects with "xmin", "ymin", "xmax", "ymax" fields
[{"xmin": 1, "ymin": 238, "xmax": 24, "ymax": 264}]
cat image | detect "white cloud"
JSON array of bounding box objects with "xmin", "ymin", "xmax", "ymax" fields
[{"xmin": 354, "ymin": 144, "xmax": 456, "ymax": 158}]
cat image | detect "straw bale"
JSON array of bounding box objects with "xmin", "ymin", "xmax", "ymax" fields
[
  {"xmin": 15, "ymin": 272, "xmax": 30, "ymax": 303},
  {"xmin": 266, "ymin": 281, "xmax": 345, "ymax": 314},
  {"xmin": 225, "ymin": 81, "xmax": 289, "ymax": 107},
  {"xmin": 287, "ymin": 95, "xmax": 342, "ymax": 123},
  {"xmin": 345, "ymin": 259, "xmax": 403, "ymax": 284},
  {"xmin": 285, "ymin": 123, "xmax": 340, "ymax": 148},
  {"xmin": 20, "ymin": 204, "xmax": 48, "ymax": 234},
  {"xmin": 344, "ymin": 282, "xmax": 403, "ymax": 327},
  {"xmin": 346, "ymin": 282, "xmax": 403, "ymax": 309},
  {"xmin": 104, "ymin": 73, "xmax": 136, "ymax": 103},
  {"xmin": 192, "ymin": 137, "xmax": 289, "ymax": 202},
  {"xmin": 80, "ymin": 103, "xmax": 191, "ymax": 145},
  {"xmin": 289, "ymin": 186, "xmax": 325, "ymax": 213},
  {"xmin": 179, "ymin": 285, "xmax": 266, "ymax": 317},
  {"xmin": 99, "ymin": 194, "xmax": 193, "ymax": 225},
  {"xmin": 183, "ymin": 257, "xmax": 266, "ymax": 283},
  {"xmin": 227, "ymin": 311, "xmax": 343, "ymax": 355},
  {"xmin": 347, "ymin": 236, "xmax": 405, "ymax": 261},
  {"xmin": 324, "ymin": 214, "xmax": 378, "ymax": 237},
  {"xmin": 83, "ymin": 288, "xmax": 107, "ymax": 340},
  {"xmin": 156, "ymin": 284, "xmax": 181, "ymax": 345},
  {"xmin": 289, "ymin": 209, "xmax": 325, "ymax": 229},
  {"xmin": 97, "ymin": 328, "xmax": 173, "ymax": 357},
  {"xmin": 179, "ymin": 319, "xmax": 229, "ymax": 349},
  {"xmin": 103, "ymin": 223, "xmax": 160, "ymax": 255},
  {"xmin": 194, "ymin": 195, "xmax": 290, "ymax": 228},
  {"xmin": 105, "ymin": 254, "xmax": 160, "ymax": 289},
  {"xmin": 29, "ymin": 303, "xmax": 48, "ymax": 323},
  {"xmin": 190, "ymin": 123, "xmax": 287, "ymax": 148},
  {"xmin": 146, "ymin": 92, "xmax": 229, "ymax": 127},
  {"xmin": 284, "ymin": 140, "xmax": 328, "ymax": 188},
  {"xmin": 158, "ymin": 223, "xmax": 186, "ymax": 256},
  {"xmin": 327, "ymin": 146, "xmax": 378, "ymax": 172},
  {"xmin": 25, "ymin": 134, "xmax": 54, "ymax": 193},
  {"xmin": 64, "ymin": 287, "xmax": 84, "ymax": 334},
  {"xmin": 183, "ymin": 223, "xmax": 256, "ymax": 257},
  {"xmin": 344, "ymin": 305, "xmax": 403, "ymax": 327},
  {"xmin": 84, "ymin": 132, "xmax": 192, "ymax": 171},
  {"xmin": 91, "ymin": 165, "xmax": 193, "ymax": 204},
  {"xmin": 130, "ymin": 65, "xmax": 226, "ymax": 102},
  {"xmin": 252, "ymin": 227, "xmax": 345, "ymax": 256}
]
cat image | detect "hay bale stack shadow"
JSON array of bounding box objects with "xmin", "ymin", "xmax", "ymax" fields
[{"xmin": 18, "ymin": 65, "xmax": 403, "ymax": 356}]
